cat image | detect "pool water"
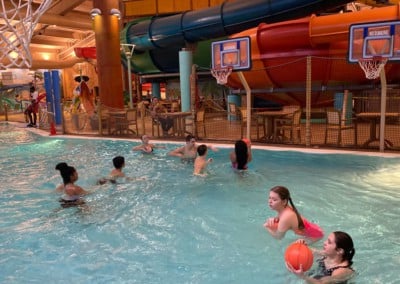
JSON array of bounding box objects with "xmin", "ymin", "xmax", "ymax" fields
[{"xmin": 1, "ymin": 123, "xmax": 399, "ymax": 283}]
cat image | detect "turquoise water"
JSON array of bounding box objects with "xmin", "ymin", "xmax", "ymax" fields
[{"xmin": 1, "ymin": 122, "xmax": 399, "ymax": 283}]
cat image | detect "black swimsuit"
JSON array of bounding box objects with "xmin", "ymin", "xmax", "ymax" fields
[{"xmin": 313, "ymin": 257, "xmax": 354, "ymax": 282}]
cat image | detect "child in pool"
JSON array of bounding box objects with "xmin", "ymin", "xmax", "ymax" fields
[
  {"xmin": 193, "ymin": 144, "xmax": 213, "ymax": 176},
  {"xmin": 98, "ymin": 156, "xmax": 145, "ymax": 184},
  {"xmin": 264, "ymin": 185, "xmax": 324, "ymax": 242},
  {"xmin": 55, "ymin": 162, "xmax": 89, "ymax": 207},
  {"xmin": 230, "ymin": 138, "xmax": 252, "ymax": 170}
]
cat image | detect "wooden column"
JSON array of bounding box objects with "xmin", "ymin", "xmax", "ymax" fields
[{"xmin": 93, "ymin": 0, "xmax": 124, "ymax": 109}]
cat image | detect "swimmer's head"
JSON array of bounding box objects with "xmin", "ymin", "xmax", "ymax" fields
[
  {"xmin": 112, "ymin": 156, "xmax": 125, "ymax": 169},
  {"xmin": 197, "ymin": 144, "xmax": 208, "ymax": 156},
  {"xmin": 141, "ymin": 135, "xmax": 150, "ymax": 142},
  {"xmin": 185, "ymin": 134, "xmax": 195, "ymax": 144}
]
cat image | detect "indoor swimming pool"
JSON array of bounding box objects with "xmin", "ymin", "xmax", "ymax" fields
[{"xmin": 0, "ymin": 122, "xmax": 399, "ymax": 283}]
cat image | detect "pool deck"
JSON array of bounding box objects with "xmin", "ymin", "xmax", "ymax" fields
[{"xmin": 3, "ymin": 111, "xmax": 400, "ymax": 158}]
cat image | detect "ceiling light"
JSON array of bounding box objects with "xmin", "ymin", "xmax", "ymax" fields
[
  {"xmin": 110, "ymin": 8, "xmax": 121, "ymax": 20},
  {"xmin": 90, "ymin": 8, "xmax": 102, "ymax": 19}
]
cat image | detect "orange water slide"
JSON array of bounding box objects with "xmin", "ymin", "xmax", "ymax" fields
[{"xmin": 228, "ymin": 4, "xmax": 400, "ymax": 102}]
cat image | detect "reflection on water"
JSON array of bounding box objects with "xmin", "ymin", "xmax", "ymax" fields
[{"xmin": 0, "ymin": 122, "xmax": 399, "ymax": 283}]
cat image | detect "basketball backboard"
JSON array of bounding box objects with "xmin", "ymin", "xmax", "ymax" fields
[
  {"xmin": 211, "ymin": 36, "xmax": 251, "ymax": 71},
  {"xmin": 349, "ymin": 20, "xmax": 400, "ymax": 62}
]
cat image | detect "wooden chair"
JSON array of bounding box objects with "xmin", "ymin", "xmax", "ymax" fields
[
  {"xmin": 146, "ymin": 108, "xmax": 161, "ymax": 137},
  {"xmin": 195, "ymin": 109, "xmax": 206, "ymax": 138},
  {"xmin": 228, "ymin": 102, "xmax": 240, "ymax": 123},
  {"xmin": 324, "ymin": 109, "xmax": 357, "ymax": 146},
  {"xmin": 125, "ymin": 108, "xmax": 138, "ymax": 135},
  {"xmin": 239, "ymin": 108, "xmax": 264, "ymax": 140},
  {"xmin": 184, "ymin": 109, "xmax": 206, "ymax": 138},
  {"xmin": 274, "ymin": 109, "xmax": 302, "ymax": 143}
]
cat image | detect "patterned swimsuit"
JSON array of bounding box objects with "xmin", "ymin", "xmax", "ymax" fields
[{"xmin": 313, "ymin": 257, "xmax": 354, "ymax": 282}]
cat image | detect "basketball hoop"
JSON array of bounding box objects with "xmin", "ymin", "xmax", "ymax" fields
[
  {"xmin": 358, "ymin": 57, "xmax": 388, "ymax": 80},
  {"xmin": 211, "ymin": 67, "xmax": 232, "ymax": 85},
  {"xmin": 0, "ymin": 0, "xmax": 52, "ymax": 69}
]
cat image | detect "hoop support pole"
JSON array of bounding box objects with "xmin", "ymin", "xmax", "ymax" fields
[
  {"xmin": 306, "ymin": 56, "xmax": 311, "ymax": 147},
  {"xmin": 237, "ymin": 71, "xmax": 251, "ymax": 139},
  {"xmin": 379, "ymin": 68, "xmax": 387, "ymax": 152}
]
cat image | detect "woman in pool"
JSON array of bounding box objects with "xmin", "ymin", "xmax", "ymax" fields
[
  {"xmin": 132, "ymin": 135, "xmax": 165, "ymax": 154},
  {"xmin": 264, "ymin": 185, "xmax": 324, "ymax": 242},
  {"xmin": 230, "ymin": 139, "xmax": 252, "ymax": 170},
  {"xmin": 55, "ymin": 162, "xmax": 89, "ymax": 207},
  {"xmin": 287, "ymin": 231, "xmax": 355, "ymax": 283}
]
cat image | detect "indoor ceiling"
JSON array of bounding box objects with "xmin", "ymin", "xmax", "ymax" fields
[
  {"xmin": 0, "ymin": 0, "xmax": 394, "ymax": 70},
  {"xmin": 29, "ymin": 0, "xmax": 95, "ymax": 62}
]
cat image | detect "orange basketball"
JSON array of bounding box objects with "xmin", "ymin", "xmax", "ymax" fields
[{"xmin": 284, "ymin": 242, "xmax": 313, "ymax": 272}]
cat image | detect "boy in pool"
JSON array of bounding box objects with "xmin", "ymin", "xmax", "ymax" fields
[
  {"xmin": 98, "ymin": 156, "xmax": 145, "ymax": 184},
  {"xmin": 193, "ymin": 144, "xmax": 213, "ymax": 176},
  {"xmin": 109, "ymin": 156, "xmax": 126, "ymax": 179}
]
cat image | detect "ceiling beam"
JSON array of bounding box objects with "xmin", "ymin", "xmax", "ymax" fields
[
  {"xmin": 1, "ymin": 1, "xmax": 92, "ymax": 31},
  {"xmin": 30, "ymin": 37, "xmax": 76, "ymax": 47},
  {"xmin": 48, "ymin": 0, "xmax": 89, "ymax": 15},
  {"xmin": 34, "ymin": 28, "xmax": 78, "ymax": 39},
  {"xmin": 39, "ymin": 13, "xmax": 93, "ymax": 31}
]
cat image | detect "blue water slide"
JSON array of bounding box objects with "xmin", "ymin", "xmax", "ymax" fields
[{"xmin": 121, "ymin": 0, "xmax": 351, "ymax": 73}]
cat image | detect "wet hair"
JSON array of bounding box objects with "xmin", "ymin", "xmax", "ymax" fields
[
  {"xmin": 234, "ymin": 140, "xmax": 248, "ymax": 170},
  {"xmin": 113, "ymin": 156, "xmax": 125, "ymax": 169},
  {"xmin": 185, "ymin": 134, "xmax": 195, "ymax": 142},
  {"xmin": 333, "ymin": 231, "xmax": 355, "ymax": 266},
  {"xmin": 55, "ymin": 162, "xmax": 76, "ymax": 185},
  {"xmin": 197, "ymin": 144, "xmax": 208, "ymax": 156},
  {"xmin": 270, "ymin": 186, "xmax": 305, "ymax": 230}
]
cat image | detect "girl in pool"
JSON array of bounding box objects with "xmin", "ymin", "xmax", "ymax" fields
[
  {"xmin": 55, "ymin": 162, "xmax": 89, "ymax": 207},
  {"xmin": 230, "ymin": 139, "xmax": 252, "ymax": 170},
  {"xmin": 264, "ymin": 185, "xmax": 324, "ymax": 242},
  {"xmin": 287, "ymin": 231, "xmax": 355, "ymax": 283},
  {"xmin": 132, "ymin": 135, "xmax": 165, "ymax": 154}
]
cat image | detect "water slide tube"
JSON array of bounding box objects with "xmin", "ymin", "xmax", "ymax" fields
[
  {"xmin": 120, "ymin": 0, "xmax": 352, "ymax": 74},
  {"xmin": 225, "ymin": 4, "xmax": 400, "ymax": 106},
  {"xmin": 119, "ymin": 0, "xmax": 400, "ymax": 105}
]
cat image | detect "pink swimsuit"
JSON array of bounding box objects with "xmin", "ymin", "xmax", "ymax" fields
[{"xmin": 294, "ymin": 217, "xmax": 324, "ymax": 239}]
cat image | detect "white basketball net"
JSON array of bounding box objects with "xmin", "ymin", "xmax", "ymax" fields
[
  {"xmin": 0, "ymin": 0, "xmax": 52, "ymax": 69},
  {"xmin": 358, "ymin": 57, "xmax": 388, "ymax": 80},
  {"xmin": 211, "ymin": 67, "xmax": 232, "ymax": 85}
]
